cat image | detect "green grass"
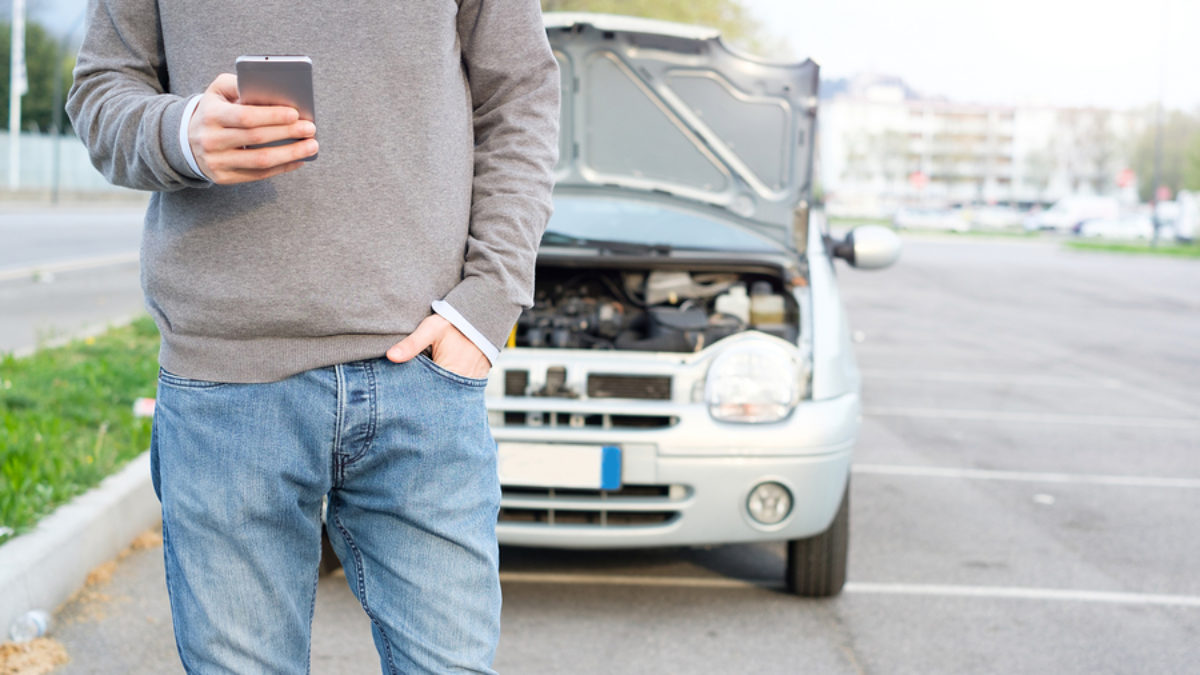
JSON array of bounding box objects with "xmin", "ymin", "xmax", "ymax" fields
[
  {"xmin": 0, "ymin": 317, "xmax": 160, "ymax": 544},
  {"xmin": 1064, "ymin": 239, "xmax": 1200, "ymax": 258}
]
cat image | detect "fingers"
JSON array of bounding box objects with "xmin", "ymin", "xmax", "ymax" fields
[
  {"xmin": 218, "ymin": 158, "xmax": 312, "ymax": 183},
  {"xmin": 430, "ymin": 335, "xmax": 491, "ymax": 379},
  {"xmin": 193, "ymin": 138, "xmax": 318, "ymax": 185},
  {"xmin": 188, "ymin": 73, "xmax": 317, "ymax": 184},
  {"xmin": 386, "ymin": 315, "xmax": 491, "ymax": 379},
  {"xmin": 193, "ymin": 118, "xmax": 314, "ymax": 156},
  {"xmin": 386, "ymin": 315, "xmax": 446, "ymax": 363}
]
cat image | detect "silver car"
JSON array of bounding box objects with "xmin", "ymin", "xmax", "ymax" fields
[{"xmin": 488, "ymin": 13, "xmax": 900, "ymax": 597}]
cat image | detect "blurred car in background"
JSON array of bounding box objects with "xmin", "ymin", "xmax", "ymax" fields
[
  {"xmin": 964, "ymin": 204, "xmax": 1025, "ymax": 231},
  {"xmin": 1027, "ymin": 195, "xmax": 1119, "ymax": 232},
  {"xmin": 1154, "ymin": 200, "xmax": 1180, "ymax": 237},
  {"xmin": 1075, "ymin": 213, "xmax": 1161, "ymax": 240},
  {"xmin": 892, "ymin": 205, "xmax": 969, "ymax": 232},
  {"xmin": 485, "ymin": 13, "xmax": 900, "ymax": 597},
  {"xmin": 1176, "ymin": 191, "xmax": 1198, "ymax": 242}
]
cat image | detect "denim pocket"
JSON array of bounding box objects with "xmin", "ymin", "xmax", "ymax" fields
[
  {"xmin": 414, "ymin": 353, "xmax": 489, "ymax": 388},
  {"xmin": 157, "ymin": 367, "xmax": 228, "ymax": 390}
]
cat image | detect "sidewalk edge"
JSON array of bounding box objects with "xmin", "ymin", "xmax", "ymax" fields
[{"xmin": 0, "ymin": 450, "xmax": 159, "ymax": 636}]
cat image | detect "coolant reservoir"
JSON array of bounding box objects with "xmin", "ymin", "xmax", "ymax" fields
[
  {"xmin": 713, "ymin": 284, "xmax": 750, "ymax": 325},
  {"xmin": 749, "ymin": 281, "xmax": 785, "ymax": 325}
]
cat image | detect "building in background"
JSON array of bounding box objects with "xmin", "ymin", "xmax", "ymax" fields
[{"xmin": 818, "ymin": 74, "xmax": 1147, "ymax": 219}]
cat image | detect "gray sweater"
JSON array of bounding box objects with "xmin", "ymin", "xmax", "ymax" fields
[{"xmin": 67, "ymin": 0, "xmax": 560, "ymax": 383}]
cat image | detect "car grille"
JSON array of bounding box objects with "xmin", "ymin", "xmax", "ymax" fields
[
  {"xmin": 503, "ymin": 369, "xmax": 673, "ymax": 401},
  {"xmin": 504, "ymin": 369, "xmax": 529, "ymax": 396},
  {"xmin": 499, "ymin": 484, "xmax": 687, "ymax": 527},
  {"xmin": 497, "ymin": 367, "xmax": 678, "ymax": 429},
  {"xmin": 586, "ymin": 374, "xmax": 671, "ymax": 400},
  {"xmin": 500, "ymin": 411, "xmax": 676, "ymax": 429}
]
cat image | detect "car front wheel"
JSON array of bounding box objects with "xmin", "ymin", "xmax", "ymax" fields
[{"xmin": 785, "ymin": 480, "xmax": 849, "ymax": 597}]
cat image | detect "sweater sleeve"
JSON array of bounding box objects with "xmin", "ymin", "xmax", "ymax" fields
[
  {"xmin": 442, "ymin": 0, "xmax": 560, "ymax": 352},
  {"xmin": 66, "ymin": 0, "xmax": 211, "ymax": 192}
]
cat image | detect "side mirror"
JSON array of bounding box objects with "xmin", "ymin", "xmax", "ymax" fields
[{"xmin": 828, "ymin": 225, "xmax": 901, "ymax": 270}]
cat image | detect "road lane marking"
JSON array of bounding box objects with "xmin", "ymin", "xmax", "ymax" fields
[
  {"xmin": 864, "ymin": 405, "xmax": 1200, "ymax": 430},
  {"xmin": 1112, "ymin": 381, "xmax": 1200, "ymax": 419},
  {"xmin": 859, "ymin": 369, "xmax": 1122, "ymax": 389},
  {"xmin": 851, "ymin": 464, "xmax": 1200, "ymax": 489},
  {"xmin": 860, "ymin": 369, "xmax": 1200, "ymax": 418},
  {"xmin": 843, "ymin": 583, "xmax": 1200, "ymax": 608},
  {"xmin": 0, "ymin": 251, "xmax": 139, "ymax": 281},
  {"xmin": 498, "ymin": 573, "xmax": 1200, "ymax": 607}
]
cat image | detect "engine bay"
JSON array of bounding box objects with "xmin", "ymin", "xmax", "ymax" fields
[{"xmin": 514, "ymin": 265, "xmax": 800, "ymax": 352}]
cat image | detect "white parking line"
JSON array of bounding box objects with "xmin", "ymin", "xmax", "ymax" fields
[
  {"xmin": 842, "ymin": 583, "xmax": 1200, "ymax": 608},
  {"xmin": 864, "ymin": 405, "xmax": 1200, "ymax": 430},
  {"xmin": 859, "ymin": 369, "xmax": 1121, "ymax": 389},
  {"xmin": 0, "ymin": 251, "xmax": 140, "ymax": 282},
  {"xmin": 851, "ymin": 464, "xmax": 1200, "ymax": 489},
  {"xmin": 498, "ymin": 572, "xmax": 1200, "ymax": 608},
  {"xmin": 860, "ymin": 369, "xmax": 1200, "ymax": 418}
]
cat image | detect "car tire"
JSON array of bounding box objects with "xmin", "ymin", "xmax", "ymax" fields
[{"xmin": 785, "ymin": 480, "xmax": 849, "ymax": 597}]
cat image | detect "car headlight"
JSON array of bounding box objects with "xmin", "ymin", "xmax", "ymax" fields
[{"xmin": 705, "ymin": 340, "xmax": 803, "ymax": 423}]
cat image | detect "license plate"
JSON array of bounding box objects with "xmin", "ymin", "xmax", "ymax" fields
[{"xmin": 497, "ymin": 443, "xmax": 622, "ymax": 491}]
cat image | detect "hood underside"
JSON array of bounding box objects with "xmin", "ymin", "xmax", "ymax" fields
[{"xmin": 545, "ymin": 13, "xmax": 819, "ymax": 240}]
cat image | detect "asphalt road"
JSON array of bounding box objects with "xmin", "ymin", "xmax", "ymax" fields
[
  {"xmin": 35, "ymin": 233, "xmax": 1200, "ymax": 673},
  {"xmin": 0, "ymin": 204, "xmax": 147, "ymax": 355}
]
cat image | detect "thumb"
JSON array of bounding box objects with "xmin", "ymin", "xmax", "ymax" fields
[{"xmin": 386, "ymin": 315, "xmax": 445, "ymax": 363}]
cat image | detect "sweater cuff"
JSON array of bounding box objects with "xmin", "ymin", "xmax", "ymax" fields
[
  {"xmin": 439, "ymin": 275, "xmax": 524, "ymax": 360},
  {"xmin": 432, "ymin": 300, "xmax": 500, "ymax": 365},
  {"xmin": 177, "ymin": 95, "xmax": 209, "ymax": 181},
  {"xmin": 159, "ymin": 96, "xmax": 212, "ymax": 189}
]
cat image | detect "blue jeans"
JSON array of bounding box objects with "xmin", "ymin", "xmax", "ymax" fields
[{"xmin": 150, "ymin": 355, "xmax": 501, "ymax": 674}]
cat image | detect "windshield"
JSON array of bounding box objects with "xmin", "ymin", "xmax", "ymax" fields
[{"xmin": 545, "ymin": 195, "xmax": 780, "ymax": 253}]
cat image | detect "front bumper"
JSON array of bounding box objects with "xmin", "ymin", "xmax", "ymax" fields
[{"xmin": 492, "ymin": 392, "xmax": 859, "ymax": 549}]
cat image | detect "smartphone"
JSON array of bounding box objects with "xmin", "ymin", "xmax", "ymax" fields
[{"xmin": 235, "ymin": 55, "xmax": 317, "ymax": 160}]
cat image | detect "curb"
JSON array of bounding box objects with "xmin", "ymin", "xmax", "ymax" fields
[{"xmin": 0, "ymin": 450, "xmax": 160, "ymax": 636}]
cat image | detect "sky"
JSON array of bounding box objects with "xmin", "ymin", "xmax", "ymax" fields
[
  {"xmin": 743, "ymin": 0, "xmax": 1200, "ymax": 112},
  {"xmin": 7, "ymin": 0, "xmax": 1199, "ymax": 112}
]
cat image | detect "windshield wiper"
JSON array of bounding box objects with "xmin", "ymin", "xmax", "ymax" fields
[{"xmin": 540, "ymin": 231, "xmax": 672, "ymax": 256}]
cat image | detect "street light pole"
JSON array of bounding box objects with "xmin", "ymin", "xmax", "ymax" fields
[
  {"xmin": 1150, "ymin": 0, "xmax": 1169, "ymax": 248},
  {"xmin": 8, "ymin": 0, "xmax": 27, "ymax": 191},
  {"xmin": 50, "ymin": 39, "xmax": 64, "ymax": 203}
]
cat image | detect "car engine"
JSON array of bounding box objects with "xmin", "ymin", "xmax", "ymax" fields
[{"xmin": 515, "ymin": 266, "xmax": 798, "ymax": 352}]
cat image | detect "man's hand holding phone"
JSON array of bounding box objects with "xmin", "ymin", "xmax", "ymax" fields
[{"xmin": 187, "ymin": 73, "xmax": 318, "ymax": 185}]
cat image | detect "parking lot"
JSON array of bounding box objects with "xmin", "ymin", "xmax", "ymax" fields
[{"xmin": 52, "ymin": 234, "xmax": 1200, "ymax": 673}]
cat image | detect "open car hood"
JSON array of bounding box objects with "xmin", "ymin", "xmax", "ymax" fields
[{"xmin": 545, "ymin": 13, "xmax": 819, "ymax": 244}]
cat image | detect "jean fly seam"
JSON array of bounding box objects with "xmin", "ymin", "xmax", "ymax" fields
[
  {"xmin": 331, "ymin": 502, "xmax": 399, "ymax": 675},
  {"xmin": 342, "ymin": 360, "xmax": 378, "ymax": 467},
  {"xmin": 332, "ymin": 364, "xmax": 346, "ymax": 488}
]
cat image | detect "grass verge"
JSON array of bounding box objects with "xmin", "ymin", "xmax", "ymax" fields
[
  {"xmin": 1064, "ymin": 239, "xmax": 1200, "ymax": 258},
  {"xmin": 0, "ymin": 317, "xmax": 159, "ymax": 545}
]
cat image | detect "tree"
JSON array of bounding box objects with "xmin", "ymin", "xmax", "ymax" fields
[
  {"xmin": 1184, "ymin": 131, "xmax": 1200, "ymax": 193},
  {"xmin": 1129, "ymin": 109, "xmax": 1200, "ymax": 202},
  {"xmin": 1, "ymin": 20, "xmax": 75, "ymax": 134},
  {"xmin": 540, "ymin": 0, "xmax": 780, "ymax": 57}
]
